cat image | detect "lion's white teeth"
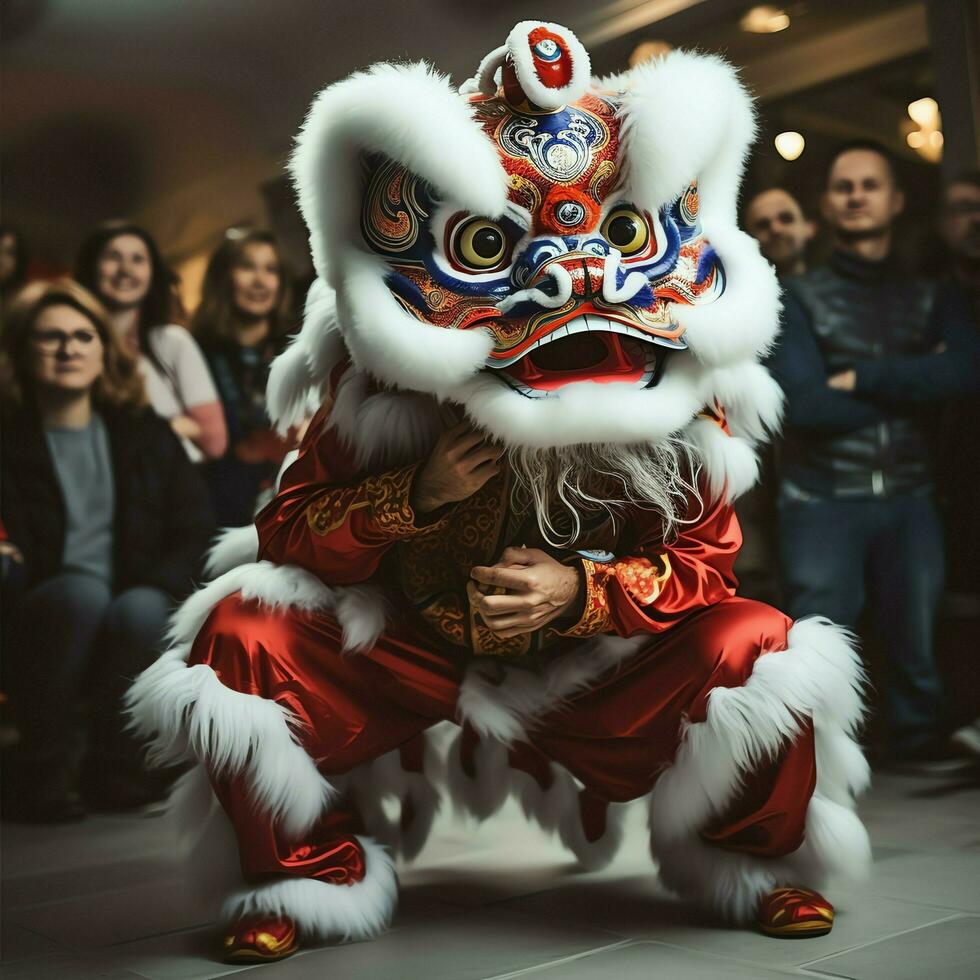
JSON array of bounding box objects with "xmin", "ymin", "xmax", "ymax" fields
[{"xmin": 486, "ymin": 314, "xmax": 685, "ymax": 368}]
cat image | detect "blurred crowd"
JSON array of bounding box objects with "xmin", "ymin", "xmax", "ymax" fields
[
  {"xmin": 0, "ymin": 222, "xmax": 306, "ymax": 819},
  {"xmin": 0, "ymin": 139, "xmax": 978, "ymax": 824},
  {"xmin": 738, "ymin": 143, "xmax": 980, "ymax": 774}
]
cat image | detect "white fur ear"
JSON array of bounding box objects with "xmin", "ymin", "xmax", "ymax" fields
[
  {"xmin": 613, "ymin": 51, "xmax": 756, "ymax": 223},
  {"xmin": 610, "ymin": 51, "xmax": 778, "ymax": 366},
  {"xmin": 290, "ymin": 61, "xmax": 510, "ymax": 285},
  {"xmin": 505, "ymin": 21, "xmax": 590, "ymax": 109}
]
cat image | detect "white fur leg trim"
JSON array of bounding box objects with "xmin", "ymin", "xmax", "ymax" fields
[
  {"xmin": 162, "ymin": 561, "xmax": 335, "ymax": 648},
  {"xmin": 222, "ymin": 837, "xmax": 398, "ymax": 943},
  {"xmin": 128, "ymin": 653, "xmax": 335, "ymax": 838},
  {"xmin": 649, "ymin": 616, "xmax": 871, "ymax": 924},
  {"xmin": 346, "ymin": 726, "xmax": 448, "ymax": 861},
  {"xmin": 127, "ymin": 562, "xmax": 341, "ymax": 838},
  {"xmin": 446, "ymin": 728, "xmax": 626, "ymax": 871},
  {"xmin": 513, "ymin": 763, "xmax": 626, "ymax": 871},
  {"xmin": 456, "ymin": 672, "xmax": 530, "ymax": 746},
  {"xmin": 166, "ymin": 766, "xmax": 243, "ymax": 917},
  {"xmin": 203, "ymin": 525, "xmax": 259, "ymax": 579},
  {"xmin": 334, "ymin": 585, "xmax": 388, "ymax": 654},
  {"xmin": 558, "ymin": 798, "xmax": 627, "ymax": 872},
  {"xmin": 446, "ymin": 729, "xmax": 513, "ymax": 820},
  {"xmin": 457, "ymin": 634, "xmax": 647, "ymax": 744}
]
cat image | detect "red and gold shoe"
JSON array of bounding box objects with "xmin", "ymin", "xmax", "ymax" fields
[
  {"xmin": 222, "ymin": 914, "xmax": 299, "ymax": 962},
  {"xmin": 758, "ymin": 887, "xmax": 834, "ymax": 939}
]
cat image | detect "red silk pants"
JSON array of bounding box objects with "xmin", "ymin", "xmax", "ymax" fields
[{"xmin": 189, "ymin": 595, "xmax": 815, "ymax": 886}]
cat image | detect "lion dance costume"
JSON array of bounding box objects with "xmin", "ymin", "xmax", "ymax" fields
[{"xmin": 128, "ymin": 22, "xmax": 871, "ymax": 962}]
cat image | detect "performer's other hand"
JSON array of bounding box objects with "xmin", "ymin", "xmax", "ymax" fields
[
  {"xmin": 469, "ymin": 547, "xmax": 583, "ymax": 638},
  {"xmin": 412, "ymin": 421, "xmax": 502, "ymax": 515}
]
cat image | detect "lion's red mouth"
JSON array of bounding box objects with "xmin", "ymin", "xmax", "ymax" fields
[
  {"xmin": 488, "ymin": 313, "xmax": 676, "ymax": 398},
  {"xmin": 503, "ymin": 330, "xmax": 658, "ymax": 393}
]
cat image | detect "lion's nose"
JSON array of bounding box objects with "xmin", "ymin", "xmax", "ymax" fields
[
  {"xmin": 496, "ymin": 260, "xmax": 574, "ymax": 314},
  {"xmin": 573, "ymin": 258, "xmax": 600, "ymax": 300}
]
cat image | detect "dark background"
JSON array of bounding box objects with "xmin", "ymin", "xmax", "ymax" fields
[{"xmin": 3, "ymin": 0, "xmax": 978, "ymax": 304}]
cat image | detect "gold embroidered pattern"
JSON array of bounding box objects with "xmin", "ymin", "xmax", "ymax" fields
[
  {"xmin": 306, "ymin": 463, "xmax": 441, "ymax": 540},
  {"xmin": 306, "ymin": 489, "xmax": 369, "ymax": 536},
  {"xmin": 612, "ymin": 553, "xmax": 672, "ymax": 605},
  {"xmin": 558, "ymin": 558, "xmax": 613, "ymax": 638},
  {"xmin": 364, "ymin": 464, "xmax": 428, "ymax": 538},
  {"xmin": 398, "ymin": 470, "xmax": 509, "ymax": 609},
  {"xmin": 558, "ymin": 553, "xmax": 673, "ymax": 638},
  {"xmin": 419, "ymin": 593, "xmax": 468, "ymax": 646}
]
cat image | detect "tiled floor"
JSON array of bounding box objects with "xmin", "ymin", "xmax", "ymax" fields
[{"xmin": 3, "ymin": 764, "xmax": 979, "ymax": 979}]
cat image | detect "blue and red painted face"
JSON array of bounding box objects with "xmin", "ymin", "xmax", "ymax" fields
[{"xmin": 360, "ymin": 91, "xmax": 724, "ymax": 399}]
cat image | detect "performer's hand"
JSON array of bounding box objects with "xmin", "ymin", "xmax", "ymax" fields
[
  {"xmin": 412, "ymin": 422, "xmax": 502, "ymax": 515},
  {"xmin": 469, "ymin": 547, "xmax": 583, "ymax": 638}
]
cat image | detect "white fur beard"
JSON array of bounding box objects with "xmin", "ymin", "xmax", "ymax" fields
[{"xmin": 507, "ymin": 438, "xmax": 701, "ymax": 548}]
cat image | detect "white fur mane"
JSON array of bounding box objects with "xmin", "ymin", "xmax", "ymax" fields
[{"xmin": 279, "ymin": 44, "xmax": 782, "ymax": 487}]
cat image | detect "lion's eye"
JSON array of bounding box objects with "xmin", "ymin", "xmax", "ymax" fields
[
  {"xmin": 450, "ymin": 217, "xmax": 510, "ymax": 271},
  {"xmin": 600, "ymin": 208, "xmax": 650, "ymax": 256}
]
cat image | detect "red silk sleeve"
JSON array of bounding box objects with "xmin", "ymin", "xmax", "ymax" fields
[
  {"xmin": 559, "ymin": 487, "xmax": 741, "ymax": 639},
  {"xmin": 255, "ymin": 410, "xmax": 449, "ymax": 585}
]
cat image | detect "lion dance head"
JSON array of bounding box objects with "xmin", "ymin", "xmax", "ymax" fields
[{"xmin": 270, "ymin": 21, "xmax": 783, "ymax": 508}]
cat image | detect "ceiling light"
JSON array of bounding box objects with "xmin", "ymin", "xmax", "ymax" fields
[
  {"xmin": 904, "ymin": 98, "xmax": 942, "ymax": 163},
  {"xmin": 907, "ymin": 97, "xmax": 939, "ymax": 128},
  {"xmin": 628, "ymin": 40, "xmax": 673, "ymax": 67},
  {"xmin": 774, "ymin": 131, "xmax": 805, "ymax": 161},
  {"xmin": 740, "ymin": 6, "xmax": 791, "ymax": 33}
]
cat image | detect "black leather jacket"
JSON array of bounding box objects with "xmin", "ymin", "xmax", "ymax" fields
[{"xmin": 770, "ymin": 251, "xmax": 980, "ymax": 499}]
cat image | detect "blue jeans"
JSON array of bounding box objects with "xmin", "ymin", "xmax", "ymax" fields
[{"xmin": 777, "ymin": 484, "xmax": 945, "ymax": 753}]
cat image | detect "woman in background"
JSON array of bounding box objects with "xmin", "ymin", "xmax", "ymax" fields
[
  {"xmin": 0, "ymin": 281, "xmax": 214, "ymax": 820},
  {"xmin": 194, "ymin": 228, "xmax": 298, "ymax": 527},
  {"xmin": 76, "ymin": 220, "xmax": 228, "ymax": 463},
  {"xmin": 0, "ymin": 224, "xmax": 30, "ymax": 310}
]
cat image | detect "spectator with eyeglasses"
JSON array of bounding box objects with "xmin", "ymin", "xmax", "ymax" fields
[{"xmin": 0, "ymin": 280, "xmax": 213, "ymax": 820}]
